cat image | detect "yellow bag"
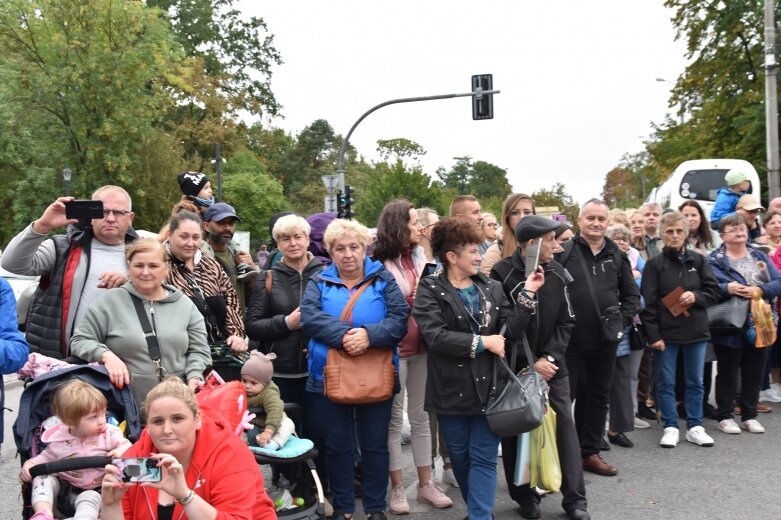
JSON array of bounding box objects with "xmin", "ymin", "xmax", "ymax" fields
[
  {"xmin": 529, "ymin": 404, "xmax": 561, "ymax": 493},
  {"xmin": 751, "ymin": 296, "xmax": 776, "ymax": 348}
]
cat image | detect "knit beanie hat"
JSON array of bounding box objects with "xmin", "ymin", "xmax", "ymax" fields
[
  {"xmin": 241, "ymin": 352, "xmax": 276, "ymax": 386},
  {"xmin": 177, "ymin": 171, "xmax": 210, "ymax": 197}
]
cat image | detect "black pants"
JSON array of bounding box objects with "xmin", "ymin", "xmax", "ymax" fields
[
  {"xmin": 567, "ymin": 346, "xmax": 616, "ymax": 458},
  {"xmin": 714, "ymin": 342, "xmax": 768, "ymax": 421},
  {"xmin": 501, "ymin": 376, "xmax": 587, "ymax": 514}
]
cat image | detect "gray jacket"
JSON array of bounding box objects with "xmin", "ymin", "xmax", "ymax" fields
[{"xmin": 70, "ymin": 282, "xmax": 211, "ymax": 409}]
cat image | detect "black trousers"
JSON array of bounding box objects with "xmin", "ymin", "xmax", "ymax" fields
[
  {"xmin": 501, "ymin": 375, "xmax": 587, "ymax": 514},
  {"xmin": 714, "ymin": 342, "xmax": 768, "ymax": 422},
  {"xmin": 567, "ymin": 346, "xmax": 616, "ymax": 458}
]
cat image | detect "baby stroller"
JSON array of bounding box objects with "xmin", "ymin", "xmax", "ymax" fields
[
  {"xmin": 13, "ymin": 364, "xmax": 142, "ymax": 519},
  {"xmin": 251, "ymin": 403, "xmax": 326, "ymax": 520}
]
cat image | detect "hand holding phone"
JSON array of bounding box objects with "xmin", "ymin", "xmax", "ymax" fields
[
  {"xmin": 65, "ymin": 200, "xmax": 104, "ymax": 221},
  {"xmin": 111, "ymin": 457, "xmax": 161, "ymax": 483}
]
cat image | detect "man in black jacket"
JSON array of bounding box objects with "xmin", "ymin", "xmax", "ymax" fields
[
  {"xmin": 491, "ymin": 216, "xmax": 589, "ymax": 520},
  {"xmin": 557, "ymin": 199, "xmax": 640, "ymax": 477}
]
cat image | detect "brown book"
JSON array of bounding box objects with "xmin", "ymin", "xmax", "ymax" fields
[{"xmin": 661, "ymin": 286, "xmax": 690, "ymax": 317}]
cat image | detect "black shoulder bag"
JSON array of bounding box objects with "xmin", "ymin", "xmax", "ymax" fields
[
  {"xmin": 130, "ymin": 295, "xmax": 166, "ymax": 380},
  {"xmin": 485, "ymin": 324, "xmax": 547, "ymax": 437},
  {"xmin": 576, "ymin": 250, "xmax": 624, "ymax": 345}
]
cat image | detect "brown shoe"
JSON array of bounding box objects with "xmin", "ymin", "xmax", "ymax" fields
[
  {"xmin": 757, "ymin": 402, "xmax": 772, "ymax": 413},
  {"xmin": 582, "ymin": 454, "xmax": 617, "ymax": 476}
]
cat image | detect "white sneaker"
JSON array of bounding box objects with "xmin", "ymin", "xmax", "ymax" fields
[
  {"xmin": 441, "ymin": 467, "xmax": 459, "ymax": 488},
  {"xmin": 633, "ymin": 417, "xmax": 650, "ymax": 429},
  {"xmin": 718, "ymin": 418, "xmax": 741, "ymax": 434},
  {"xmin": 759, "ymin": 388, "xmax": 781, "ymax": 403},
  {"xmin": 771, "ymin": 383, "xmax": 781, "ymax": 396},
  {"xmin": 660, "ymin": 427, "xmax": 679, "ymax": 448},
  {"xmin": 741, "ymin": 419, "xmax": 765, "ymax": 433},
  {"xmin": 685, "ymin": 425, "xmax": 714, "ymax": 447}
]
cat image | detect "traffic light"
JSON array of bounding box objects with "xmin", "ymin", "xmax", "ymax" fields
[
  {"xmin": 471, "ymin": 74, "xmax": 494, "ymax": 120},
  {"xmin": 336, "ymin": 189, "xmax": 345, "ymax": 217},
  {"xmin": 343, "ymin": 185, "xmax": 355, "ymax": 219}
]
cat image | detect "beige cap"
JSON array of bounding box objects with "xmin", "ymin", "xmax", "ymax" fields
[{"xmin": 736, "ymin": 194, "xmax": 765, "ymax": 212}]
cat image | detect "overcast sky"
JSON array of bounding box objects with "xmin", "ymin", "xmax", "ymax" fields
[{"xmin": 240, "ymin": 1, "xmax": 687, "ymax": 205}]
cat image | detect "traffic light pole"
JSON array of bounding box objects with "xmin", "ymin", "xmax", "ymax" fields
[{"xmin": 335, "ymin": 88, "xmax": 500, "ymax": 193}]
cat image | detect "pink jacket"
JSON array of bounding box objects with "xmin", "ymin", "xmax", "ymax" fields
[
  {"xmin": 383, "ymin": 246, "xmax": 427, "ymax": 357},
  {"xmin": 28, "ymin": 422, "xmax": 129, "ymax": 489}
]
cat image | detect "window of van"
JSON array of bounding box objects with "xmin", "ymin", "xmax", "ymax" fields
[{"xmin": 679, "ymin": 169, "xmax": 753, "ymax": 201}]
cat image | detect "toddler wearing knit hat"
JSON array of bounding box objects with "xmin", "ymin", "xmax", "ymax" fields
[{"xmin": 241, "ymin": 352, "xmax": 295, "ymax": 450}]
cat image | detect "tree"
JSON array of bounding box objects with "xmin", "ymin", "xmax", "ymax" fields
[
  {"xmin": 0, "ymin": 0, "xmax": 185, "ymax": 234},
  {"xmin": 531, "ymin": 183, "xmax": 579, "ymax": 224},
  {"xmin": 647, "ymin": 2, "xmax": 769, "ymax": 193},
  {"xmin": 602, "ymin": 151, "xmax": 661, "ymax": 208},
  {"xmin": 222, "ymin": 171, "xmax": 289, "ymax": 245},
  {"xmin": 436, "ymin": 156, "xmax": 512, "ymax": 202}
]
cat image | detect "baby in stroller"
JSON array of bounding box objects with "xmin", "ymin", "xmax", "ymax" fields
[
  {"xmin": 19, "ymin": 379, "xmax": 131, "ymax": 520},
  {"xmin": 241, "ymin": 352, "xmax": 296, "ymax": 450}
]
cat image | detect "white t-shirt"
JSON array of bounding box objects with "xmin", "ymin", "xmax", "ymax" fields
[{"xmin": 73, "ymin": 240, "xmax": 128, "ymax": 330}]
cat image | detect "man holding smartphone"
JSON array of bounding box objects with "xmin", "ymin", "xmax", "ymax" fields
[
  {"xmin": 1, "ymin": 186, "xmax": 137, "ymax": 359},
  {"xmin": 491, "ymin": 215, "xmax": 589, "ymax": 520}
]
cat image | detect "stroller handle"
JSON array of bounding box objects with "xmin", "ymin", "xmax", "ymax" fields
[{"xmin": 30, "ymin": 456, "xmax": 112, "ymax": 478}]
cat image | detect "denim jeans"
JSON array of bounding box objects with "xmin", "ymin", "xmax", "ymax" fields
[
  {"xmin": 655, "ymin": 341, "xmax": 707, "ymax": 429},
  {"xmin": 310, "ymin": 392, "xmax": 393, "ymax": 514},
  {"xmin": 438, "ymin": 414, "xmax": 499, "ymax": 520}
]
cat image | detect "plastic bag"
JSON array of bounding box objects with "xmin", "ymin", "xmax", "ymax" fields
[
  {"xmin": 530, "ymin": 404, "xmax": 561, "ymax": 493},
  {"xmin": 512, "ymin": 431, "xmax": 531, "ymax": 486},
  {"xmin": 751, "ymin": 296, "xmax": 776, "ymax": 348}
]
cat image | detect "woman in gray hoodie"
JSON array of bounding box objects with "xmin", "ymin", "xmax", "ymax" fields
[{"xmin": 70, "ymin": 238, "xmax": 210, "ymax": 413}]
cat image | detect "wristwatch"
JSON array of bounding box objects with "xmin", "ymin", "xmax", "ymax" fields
[{"xmin": 543, "ymin": 354, "xmax": 557, "ymax": 365}]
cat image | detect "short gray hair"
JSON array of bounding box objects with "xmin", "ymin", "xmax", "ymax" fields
[
  {"xmin": 606, "ymin": 224, "xmax": 631, "ymax": 241},
  {"xmin": 659, "ymin": 210, "xmax": 689, "ymax": 235},
  {"xmin": 579, "ymin": 198, "xmax": 609, "ymax": 214},
  {"xmin": 272, "ymin": 214, "xmax": 311, "ymax": 242},
  {"xmin": 92, "ymin": 185, "xmax": 132, "ymax": 211},
  {"xmin": 323, "ymin": 219, "xmax": 370, "ymax": 252}
]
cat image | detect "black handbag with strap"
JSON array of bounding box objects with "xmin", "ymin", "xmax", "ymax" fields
[
  {"xmin": 485, "ymin": 326, "xmax": 547, "ymax": 437},
  {"xmin": 575, "ymin": 250, "xmax": 625, "ymax": 345}
]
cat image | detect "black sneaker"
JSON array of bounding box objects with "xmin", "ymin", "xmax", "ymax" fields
[
  {"xmin": 367, "ymin": 513, "xmax": 387, "ymax": 520},
  {"xmin": 637, "ymin": 402, "xmax": 657, "ymax": 421}
]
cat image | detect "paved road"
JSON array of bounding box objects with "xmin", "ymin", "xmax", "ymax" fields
[{"xmin": 1, "ymin": 376, "xmax": 779, "ymax": 520}]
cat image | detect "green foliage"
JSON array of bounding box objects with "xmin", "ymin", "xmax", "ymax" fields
[
  {"xmin": 358, "ymin": 160, "xmax": 450, "ymax": 227},
  {"xmin": 222, "ymin": 171, "xmax": 289, "ymax": 244},
  {"xmin": 436, "ymin": 156, "xmax": 512, "ymax": 202},
  {"xmin": 647, "ymin": 1, "xmax": 770, "ymax": 195},
  {"xmin": 602, "ymin": 152, "xmax": 660, "ymax": 209},
  {"xmin": 531, "ymin": 183, "xmax": 579, "ymax": 224}
]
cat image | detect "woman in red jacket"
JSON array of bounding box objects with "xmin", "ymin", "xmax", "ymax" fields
[{"xmin": 100, "ymin": 377, "xmax": 275, "ymax": 520}]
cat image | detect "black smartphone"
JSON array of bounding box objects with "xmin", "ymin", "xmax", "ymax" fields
[
  {"xmin": 112, "ymin": 457, "xmax": 162, "ymax": 483},
  {"xmin": 422, "ymin": 262, "xmax": 437, "ymax": 277},
  {"xmin": 65, "ymin": 200, "xmax": 104, "ymax": 220}
]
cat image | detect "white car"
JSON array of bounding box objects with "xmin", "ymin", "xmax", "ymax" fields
[{"xmin": 0, "ymin": 266, "xmax": 39, "ymax": 330}]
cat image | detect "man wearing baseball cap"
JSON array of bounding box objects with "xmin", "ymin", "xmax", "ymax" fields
[
  {"xmin": 490, "ymin": 215, "xmax": 589, "ymax": 520},
  {"xmin": 735, "ymin": 194, "xmax": 765, "ymax": 241},
  {"xmin": 202, "ymin": 202, "xmax": 258, "ymax": 309}
]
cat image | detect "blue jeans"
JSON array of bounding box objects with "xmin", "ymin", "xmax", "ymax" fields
[
  {"xmin": 438, "ymin": 414, "xmax": 499, "ymax": 520},
  {"xmin": 656, "ymin": 341, "xmax": 707, "ymax": 429},
  {"xmin": 310, "ymin": 393, "xmax": 393, "ymax": 514}
]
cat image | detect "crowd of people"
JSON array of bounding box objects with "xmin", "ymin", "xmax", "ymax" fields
[{"xmin": 2, "ymin": 167, "xmax": 781, "ymax": 520}]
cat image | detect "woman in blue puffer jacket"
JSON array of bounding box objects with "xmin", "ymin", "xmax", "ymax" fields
[{"xmin": 301, "ymin": 218, "xmax": 407, "ymax": 520}]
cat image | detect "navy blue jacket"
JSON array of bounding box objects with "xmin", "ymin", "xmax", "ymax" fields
[
  {"xmin": 300, "ymin": 257, "xmax": 407, "ymax": 394},
  {"xmin": 708, "ymin": 244, "xmax": 781, "ymax": 348}
]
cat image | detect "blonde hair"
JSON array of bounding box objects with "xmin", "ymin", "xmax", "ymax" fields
[
  {"xmin": 416, "ymin": 208, "xmax": 439, "ymax": 228},
  {"xmin": 144, "ymin": 376, "xmax": 199, "ymax": 417},
  {"xmin": 51, "ymin": 379, "xmax": 107, "ymax": 426},
  {"xmin": 323, "ymin": 219, "xmax": 370, "ymax": 252},
  {"xmin": 273, "ymin": 214, "xmax": 311, "ymax": 242},
  {"xmin": 126, "ymin": 237, "xmax": 166, "ymax": 263},
  {"xmin": 609, "ymin": 209, "xmax": 631, "ymax": 227}
]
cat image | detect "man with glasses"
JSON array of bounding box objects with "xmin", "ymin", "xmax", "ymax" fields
[{"xmin": 1, "ymin": 186, "xmax": 137, "ymax": 359}]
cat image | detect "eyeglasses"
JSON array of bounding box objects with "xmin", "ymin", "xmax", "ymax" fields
[
  {"xmin": 612, "ymin": 236, "xmax": 630, "ymax": 243},
  {"xmin": 102, "ymin": 209, "xmax": 130, "ymax": 218}
]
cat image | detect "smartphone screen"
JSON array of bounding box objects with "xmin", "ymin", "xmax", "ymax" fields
[
  {"xmin": 525, "ymin": 238, "xmax": 541, "ymax": 280},
  {"xmin": 422, "ymin": 262, "xmax": 437, "ymax": 277},
  {"xmin": 65, "ymin": 200, "xmax": 104, "ymax": 220},
  {"xmin": 112, "ymin": 457, "xmax": 162, "ymax": 483}
]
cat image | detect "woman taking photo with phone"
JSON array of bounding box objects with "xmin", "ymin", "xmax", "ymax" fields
[{"xmin": 101, "ymin": 377, "xmax": 276, "ymax": 520}]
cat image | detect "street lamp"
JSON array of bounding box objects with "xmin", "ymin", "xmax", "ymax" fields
[
  {"xmin": 655, "ymin": 78, "xmax": 684, "ymax": 125},
  {"xmin": 62, "ymin": 167, "xmax": 72, "ymax": 196}
]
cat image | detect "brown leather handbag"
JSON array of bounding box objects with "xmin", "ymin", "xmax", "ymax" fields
[{"xmin": 324, "ymin": 276, "xmax": 396, "ymax": 404}]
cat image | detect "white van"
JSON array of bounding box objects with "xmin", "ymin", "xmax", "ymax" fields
[{"xmin": 645, "ymin": 159, "xmax": 761, "ymax": 220}]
